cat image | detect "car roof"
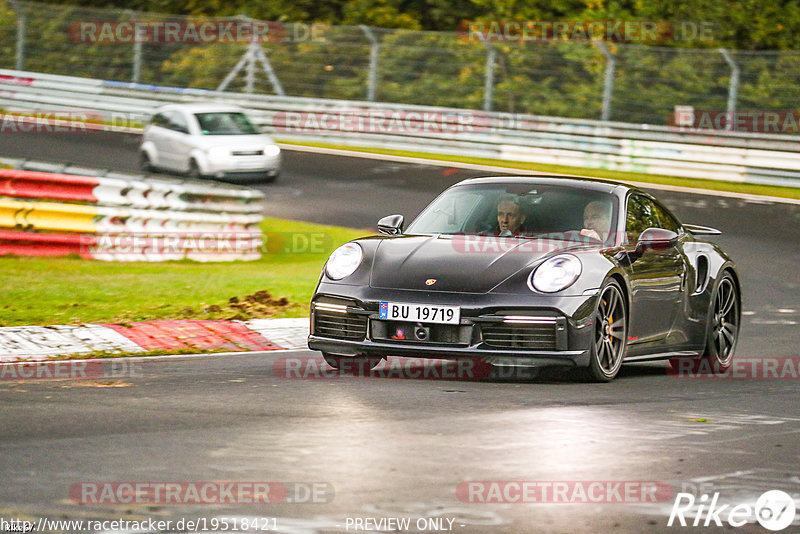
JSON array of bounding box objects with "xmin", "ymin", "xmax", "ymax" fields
[
  {"xmin": 452, "ymin": 174, "xmax": 633, "ymax": 194},
  {"xmin": 154, "ymin": 103, "xmax": 246, "ymax": 114}
]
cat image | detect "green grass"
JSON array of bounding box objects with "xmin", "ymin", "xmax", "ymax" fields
[
  {"xmin": 4, "ymin": 143, "xmax": 797, "ymax": 328},
  {"xmin": 0, "ymin": 218, "xmax": 366, "ymax": 327},
  {"xmin": 277, "ymin": 140, "xmax": 800, "ymax": 200}
]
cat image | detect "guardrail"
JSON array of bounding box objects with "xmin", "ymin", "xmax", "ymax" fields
[
  {"xmin": 0, "ymin": 161, "xmax": 266, "ymax": 262},
  {"xmin": 2, "ymin": 68, "xmax": 800, "ymax": 188}
]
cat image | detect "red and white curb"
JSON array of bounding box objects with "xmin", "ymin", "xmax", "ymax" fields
[{"xmin": 0, "ymin": 318, "xmax": 309, "ymax": 362}]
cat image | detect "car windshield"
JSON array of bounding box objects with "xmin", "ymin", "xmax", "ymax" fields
[
  {"xmin": 405, "ymin": 183, "xmax": 619, "ymax": 243},
  {"xmin": 195, "ymin": 112, "xmax": 259, "ymax": 135}
]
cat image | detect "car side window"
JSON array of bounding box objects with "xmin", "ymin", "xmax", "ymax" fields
[
  {"xmin": 168, "ymin": 112, "xmax": 189, "ymax": 134},
  {"xmin": 150, "ymin": 113, "xmax": 168, "ymax": 128},
  {"xmin": 652, "ymin": 201, "xmax": 682, "ymax": 233},
  {"xmin": 625, "ymin": 194, "xmax": 661, "ymax": 243}
]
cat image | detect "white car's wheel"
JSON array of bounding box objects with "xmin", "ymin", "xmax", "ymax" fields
[
  {"xmin": 187, "ymin": 159, "xmax": 202, "ymax": 180},
  {"xmin": 139, "ymin": 152, "xmax": 153, "ymax": 173}
]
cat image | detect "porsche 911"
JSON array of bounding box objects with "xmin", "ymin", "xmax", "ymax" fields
[{"xmin": 308, "ymin": 176, "xmax": 740, "ymax": 382}]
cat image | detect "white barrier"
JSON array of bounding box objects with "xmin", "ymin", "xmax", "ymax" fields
[{"xmin": 2, "ymin": 68, "xmax": 800, "ymax": 188}]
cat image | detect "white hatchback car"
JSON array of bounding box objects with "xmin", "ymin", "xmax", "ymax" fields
[{"xmin": 140, "ymin": 103, "xmax": 281, "ymax": 182}]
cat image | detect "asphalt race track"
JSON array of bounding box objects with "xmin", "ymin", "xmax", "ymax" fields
[{"xmin": 1, "ymin": 131, "xmax": 799, "ymax": 533}]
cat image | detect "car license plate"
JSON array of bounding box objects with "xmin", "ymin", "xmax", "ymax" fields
[{"xmin": 379, "ymin": 302, "xmax": 460, "ymax": 325}]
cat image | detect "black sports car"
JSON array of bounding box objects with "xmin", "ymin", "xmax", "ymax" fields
[{"xmin": 308, "ymin": 176, "xmax": 741, "ymax": 381}]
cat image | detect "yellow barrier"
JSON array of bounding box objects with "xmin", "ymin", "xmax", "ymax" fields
[
  {"xmin": 0, "ymin": 198, "xmax": 28, "ymax": 229},
  {"xmin": 23, "ymin": 201, "xmax": 98, "ymax": 233}
]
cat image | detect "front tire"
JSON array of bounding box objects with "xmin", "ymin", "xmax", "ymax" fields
[
  {"xmin": 583, "ymin": 279, "xmax": 628, "ymax": 382},
  {"xmin": 187, "ymin": 159, "xmax": 202, "ymax": 180},
  {"xmin": 322, "ymin": 353, "xmax": 383, "ymax": 374}
]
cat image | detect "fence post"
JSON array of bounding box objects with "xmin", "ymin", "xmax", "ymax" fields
[
  {"xmin": 245, "ymin": 41, "xmax": 256, "ymax": 93},
  {"xmin": 9, "ymin": 0, "xmax": 25, "ymax": 71},
  {"xmin": 596, "ymin": 42, "xmax": 615, "ymax": 122},
  {"xmin": 483, "ymin": 43, "xmax": 496, "ymax": 112},
  {"xmin": 719, "ymin": 48, "xmax": 739, "ymax": 130},
  {"xmin": 360, "ymin": 25, "xmax": 379, "ymax": 102},
  {"xmin": 124, "ymin": 9, "xmax": 142, "ymax": 84},
  {"xmin": 132, "ymin": 40, "xmax": 142, "ymax": 83}
]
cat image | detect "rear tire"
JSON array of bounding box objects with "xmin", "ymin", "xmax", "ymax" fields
[
  {"xmin": 700, "ymin": 271, "xmax": 740, "ymax": 373},
  {"xmin": 582, "ymin": 279, "xmax": 628, "ymax": 382},
  {"xmin": 322, "ymin": 353, "xmax": 383, "ymax": 374},
  {"xmin": 139, "ymin": 152, "xmax": 153, "ymax": 173}
]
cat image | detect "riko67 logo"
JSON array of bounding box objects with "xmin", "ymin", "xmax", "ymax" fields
[{"xmin": 668, "ymin": 490, "xmax": 796, "ymax": 530}]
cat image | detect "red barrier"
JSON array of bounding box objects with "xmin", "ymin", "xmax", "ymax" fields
[
  {"xmin": 101, "ymin": 320, "xmax": 281, "ymax": 352},
  {"xmin": 0, "ymin": 169, "xmax": 99, "ymax": 203},
  {"xmin": 0, "ymin": 230, "xmax": 94, "ymax": 257}
]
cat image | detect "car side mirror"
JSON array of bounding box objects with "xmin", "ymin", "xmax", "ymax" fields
[
  {"xmin": 635, "ymin": 227, "xmax": 678, "ymax": 255},
  {"xmin": 377, "ymin": 214, "xmax": 404, "ymax": 236}
]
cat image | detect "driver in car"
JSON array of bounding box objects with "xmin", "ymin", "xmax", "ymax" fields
[
  {"xmin": 496, "ymin": 194, "xmax": 527, "ymax": 236},
  {"xmin": 580, "ymin": 200, "xmax": 612, "ymax": 242}
]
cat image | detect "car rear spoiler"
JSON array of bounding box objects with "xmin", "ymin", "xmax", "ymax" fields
[{"xmin": 684, "ymin": 224, "xmax": 722, "ymax": 236}]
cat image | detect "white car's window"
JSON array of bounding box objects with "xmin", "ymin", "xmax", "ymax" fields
[
  {"xmin": 150, "ymin": 113, "xmax": 169, "ymax": 128},
  {"xmin": 166, "ymin": 111, "xmax": 189, "ymax": 134},
  {"xmin": 195, "ymin": 112, "xmax": 259, "ymax": 135}
]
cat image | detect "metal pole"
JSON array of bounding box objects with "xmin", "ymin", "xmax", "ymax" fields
[
  {"xmin": 245, "ymin": 42, "xmax": 256, "ymax": 93},
  {"xmin": 483, "ymin": 43, "xmax": 496, "ymax": 112},
  {"xmin": 133, "ymin": 40, "xmax": 142, "ymax": 84},
  {"xmin": 123, "ymin": 10, "xmax": 142, "ymax": 84},
  {"xmin": 719, "ymin": 48, "xmax": 739, "ymax": 131},
  {"xmin": 9, "ymin": 0, "xmax": 25, "ymax": 71},
  {"xmin": 217, "ymin": 48, "xmax": 249, "ymax": 92},
  {"xmin": 360, "ymin": 25, "xmax": 379, "ymax": 102},
  {"xmin": 597, "ymin": 42, "xmax": 615, "ymax": 122},
  {"xmin": 254, "ymin": 46, "xmax": 285, "ymax": 96}
]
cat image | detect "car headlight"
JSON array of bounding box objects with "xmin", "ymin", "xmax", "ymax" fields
[
  {"xmin": 528, "ymin": 254, "xmax": 582, "ymax": 293},
  {"xmin": 264, "ymin": 145, "xmax": 280, "ymax": 157},
  {"xmin": 206, "ymin": 146, "xmax": 229, "ymax": 158},
  {"xmin": 325, "ymin": 243, "xmax": 363, "ymax": 280}
]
